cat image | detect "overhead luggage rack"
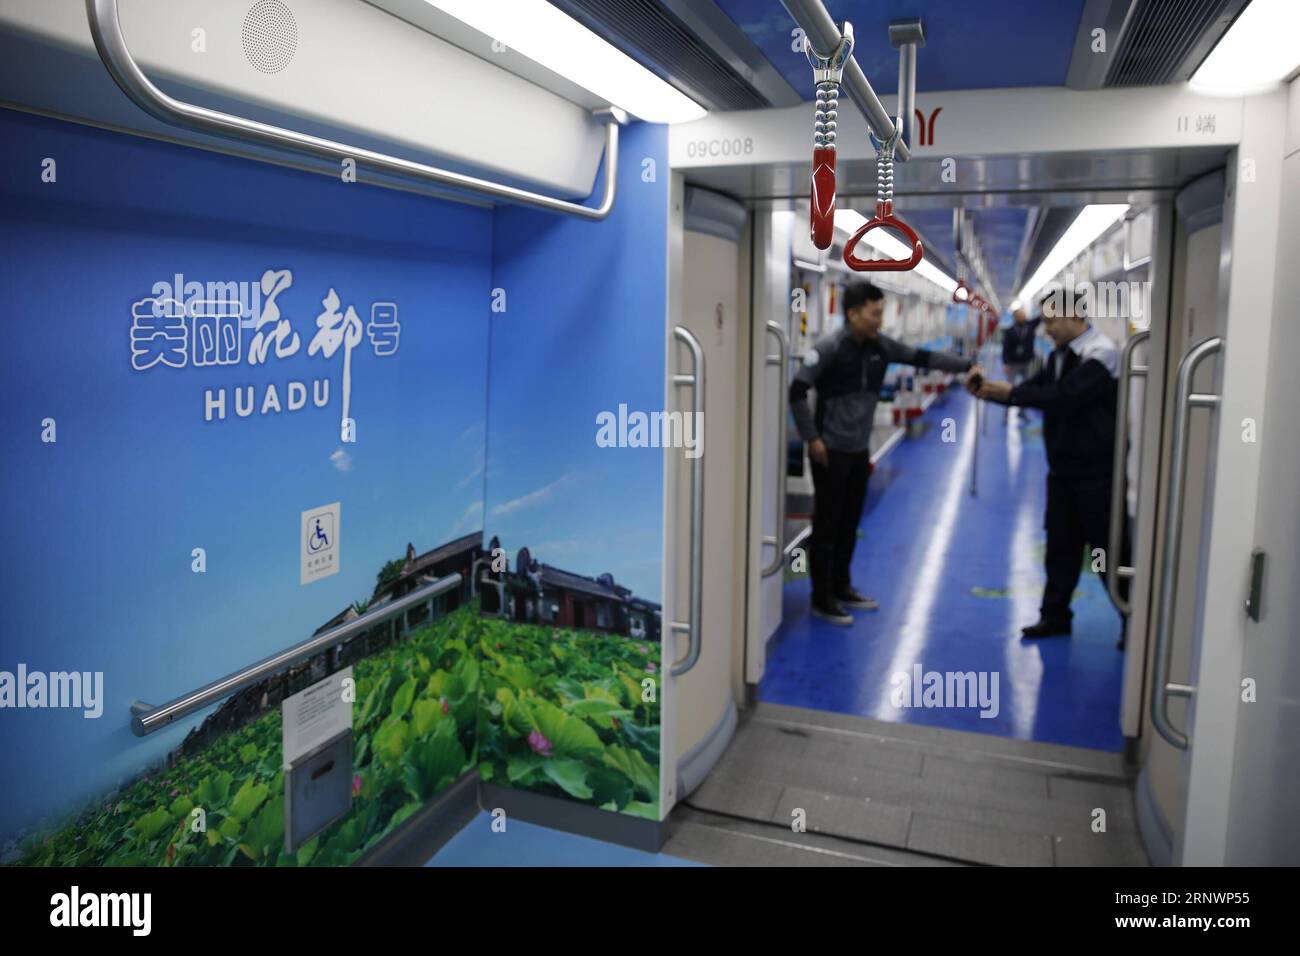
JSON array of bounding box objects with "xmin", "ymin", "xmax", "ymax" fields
[{"xmin": 84, "ymin": 0, "xmax": 626, "ymax": 219}]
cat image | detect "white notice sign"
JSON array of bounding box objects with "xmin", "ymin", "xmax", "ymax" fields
[
  {"xmin": 282, "ymin": 666, "xmax": 353, "ymax": 767},
  {"xmin": 300, "ymin": 502, "xmax": 341, "ymax": 585}
]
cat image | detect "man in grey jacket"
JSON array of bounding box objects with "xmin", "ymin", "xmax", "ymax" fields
[{"xmin": 790, "ymin": 280, "xmax": 973, "ymax": 625}]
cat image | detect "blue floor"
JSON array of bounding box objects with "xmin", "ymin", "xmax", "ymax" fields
[
  {"xmin": 425, "ymin": 812, "xmax": 704, "ymax": 867},
  {"xmin": 761, "ymin": 375, "xmax": 1127, "ymax": 752}
]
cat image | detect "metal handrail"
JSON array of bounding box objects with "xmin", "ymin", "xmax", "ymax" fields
[
  {"xmin": 1108, "ymin": 329, "xmax": 1150, "ymax": 615},
  {"xmin": 761, "ymin": 320, "xmax": 790, "ymax": 577},
  {"xmin": 780, "ymin": 0, "xmax": 911, "ymax": 163},
  {"xmin": 85, "ymin": 0, "xmax": 625, "ymax": 219},
  {"xmin": 783, "ymin": 523, "xmax": 813, "ymax": 558},
  {"xmin": 1150, "ymin": 336, "xmax": 1223, "ymax": 750},
  {"xmin": 670, "ymin": 327, "xmax": 705, "ymax": 677},
  {"xmin": 129, "ymin": 572, "xmax": 463, "ymax": 736}
]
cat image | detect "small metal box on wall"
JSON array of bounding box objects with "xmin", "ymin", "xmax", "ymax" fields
[{"xmin": 284, "ymin": 728, "xmax": 353, "ymax": 855}]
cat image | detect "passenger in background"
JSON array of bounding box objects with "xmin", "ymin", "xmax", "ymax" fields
[
  {"xmin": 790, "ymin": 280, "xmax": 974, "ymax": 626},
  {"xmin": 966, "ymin": 288, "xmax": 1130, "ymax": 646},
  {"xmin": 1000, "ymin": 305, "xmax": 1042, "ymax": 422}
]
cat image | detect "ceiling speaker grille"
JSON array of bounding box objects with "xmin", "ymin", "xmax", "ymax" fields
[
  {"xmin": 242, "ymin": 0, "xmax": 299, "ymax": 74},
  {"xmin": 1106, "ymin": 0, "xmax": 1241, "ymax": 87}
]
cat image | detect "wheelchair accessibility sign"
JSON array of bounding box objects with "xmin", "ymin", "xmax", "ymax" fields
[{"xmin": 301, "ymin": 502, "xmax": 341, "ymax": 584}]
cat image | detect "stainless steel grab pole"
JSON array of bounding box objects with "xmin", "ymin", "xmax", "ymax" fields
[
  {"xmin": 130, "ymin": 572, "xmax": 463, "ymax": 736},
  {"xmin": 1150, "ymin": 336, "xmax": 1223, "ymax": 750},
  {"xmin": 895, "ymin": 41, "xmax": 917, "ymax": 152},
  {"xmin": 762, "ymin": 320, "xmax": 790, "ymax": 577},
  {"xmin": 670, "ymin": 327, "xmax": 706, "ymax": 677},
  {"xmin": 889, "ymin": 18, "xmax": 924, "ymax": 153},
  {"xmin": 85, "ymin": 0, "xmax": 625, "ymax": 219},
  {"xmin": 780, "ymin": 0, "xmax": 911, "ymax": 162},
  {"xmin": 1107, "ymin": 329, "xmax": 1150, "ymax": 615}
]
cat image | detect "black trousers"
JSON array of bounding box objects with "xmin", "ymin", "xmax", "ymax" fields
[
  {"xmin": 1042, "ymin": 472, "xmax": 1131, "ymax": 624},
  {"xmin": 809, "ymin": 448, "xmax": 871, "ymax": 604}
]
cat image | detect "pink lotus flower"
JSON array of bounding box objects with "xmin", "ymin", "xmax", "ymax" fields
[
  {"xmin": 440, "ymin": 697, "xmax": 450, "ymax": 715},
  {"xmin": 527, "ymin": 730, "xmax": 553, "ymax": 757},
  {"xmin": 170, "ymin": 789, "xmax": 179, "ymax": 798},
  {"xmin": 352, "ymin": 774, "xmax": 362, "ymax": 796},
  {"xmin": 646, "ymin": 662, "xmax": 657, "ymax": 674}
]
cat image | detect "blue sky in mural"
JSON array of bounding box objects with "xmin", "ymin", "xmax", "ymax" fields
[
  {"xmin": 0, "ymin": 110, "xmax": 492, "ymax": 834},
  {"xmin": 715, "ymin": 0, "xmax": 1086, "ymax": 96},
  {"xmin": 484, "ymin": 122, "xmax": 667, "ymax": 607}
]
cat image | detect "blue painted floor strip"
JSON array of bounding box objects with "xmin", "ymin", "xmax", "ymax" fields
[
  {"xmin": 425, "ymin": 812, "xmax": 705, "ymax": 867},
  {"xmin": 762, "ymin": 376, "xmax": 1127, "ymax": 752}
]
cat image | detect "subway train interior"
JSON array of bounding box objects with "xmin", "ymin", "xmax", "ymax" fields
[{"xmin": 1, "ymin": 0, "xmax": 1298, "ymax": 894}]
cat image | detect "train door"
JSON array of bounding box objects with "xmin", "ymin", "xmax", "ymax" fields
[
  {"xmin": 1135, "ymin": 84, "xmax": 1291, "ymax": 865},
  {"xmin": 1222, "ymin": 94, "xmax": 1300, "ymax": 862},
  {"xmin": 1133, "ymin": 172, "xmax": 1225, "ymax": 865},
  {"xmin": 663, "ymin": 183, "xmax": 749, "ymax": 804},
  {"xmin": 741, "ymin": 207, "xmax": 795, "ymax": 689}
]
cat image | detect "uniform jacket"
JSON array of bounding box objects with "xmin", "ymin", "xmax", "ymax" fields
[
  {"xmin": 1002, "ymin": 317, "xmax": 1042, "ymax": 365},
  {"xmin": 1008, "ymin": 324, "xmax": 1120, "ymax": 480},
  {"xmin": 790, "ymin": 328, "xmax": 972, "ymax": 454}
]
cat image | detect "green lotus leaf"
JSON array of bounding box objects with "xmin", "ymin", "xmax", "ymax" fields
[
  {"xmin": 604, "ymin": 744, "xmax": 657, "ymax": 798},
  {"xmin": 373, "ymin": 715, "xmax": 410, "ymax": 767},
  {"xmin": 390, "ymin": 677, "xmax": 418, "ymax": 720},
  {"xmin": 133, "ymin": 808, "xmax": 172, "ymax": 841},
  {"xmin": 227, "ymin": 777, "xmax": 270, "ymax": 822}
]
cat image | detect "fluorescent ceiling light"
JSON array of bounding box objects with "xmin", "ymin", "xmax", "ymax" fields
[
  {"xmin": 834, "ymin": 210, "xmax": 959, "ymax": 295},
  {"xmin": 422, "ymin": 0, "xmax": 707, "ymax": 123},
  {"xmin": 1018, "ymin": 204, "xmax": 1129, "ymax": 306},
  {"xmin": 1190, "ymin": 0, "xmax": 1300, "ymax": 97}
]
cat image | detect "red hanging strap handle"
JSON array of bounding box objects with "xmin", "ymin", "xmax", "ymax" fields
[
  {"xmin": 843, "ymin": 124, "xmax": 924, "ymax": 272},
  {"xmin": 810, "ymin": 149, "xmax": 837, "ymax": 249},
  {"xmin": 843, "ymin": 199, "xmax": 924, "ymax": 271},
  {"xmin": 805, "ymin": 24, "xmax": 854, "ymax": 250}
]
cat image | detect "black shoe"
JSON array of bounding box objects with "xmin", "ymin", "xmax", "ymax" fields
[
  {"xmin": 811, "ymin": 599, "xmax": 853, "ymax": 626},
  {"xmin": 836, "ymin": 587, "xmax": 880, "ymax": 611},
  {"xmin": 1021, "ymin": 619, "xmax": 1072, "ymax": 639}
]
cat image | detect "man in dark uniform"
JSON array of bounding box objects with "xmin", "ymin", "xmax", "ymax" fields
[
  {"xmin": 790, "ymin": 280, "xmax": 973, "ymax": 626},
  {"xmin": 1000, "ymin": 305, "xmax": 1041, "ymax": 422},
  {"xmin": 966, "ymin": 288, "xmax": 1130, "ymax": 642}
]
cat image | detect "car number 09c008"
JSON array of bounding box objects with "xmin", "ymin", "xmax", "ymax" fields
[{"xmin": 685, "ymin": 138, "xmax": 754, "ymax": 159}]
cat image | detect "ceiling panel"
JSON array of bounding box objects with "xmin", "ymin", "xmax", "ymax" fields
[{"xmin": 711, "ymin": 0, "xmax": 1088, "ymax": 96}]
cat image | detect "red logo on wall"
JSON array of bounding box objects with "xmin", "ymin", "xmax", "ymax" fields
[{"xmin": 912, "ymin": 106, "xmax": 942, "ymax": 146}]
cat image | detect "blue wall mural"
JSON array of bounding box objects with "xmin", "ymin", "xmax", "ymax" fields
[
  {"xmin": 473, "ymin": 122, "xmax": 668, "ymax": 820},
  {"xmin": 0, "ymin": 109, "xmax": 672, "ymax": 861},
  {"xmin": 0, "ymin": 108, "xmax": 493, "ymax": 860}
]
